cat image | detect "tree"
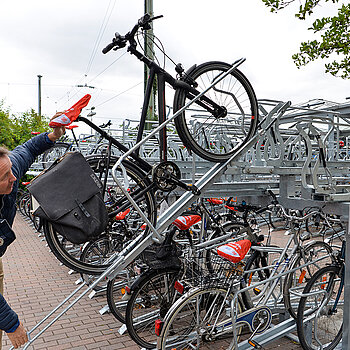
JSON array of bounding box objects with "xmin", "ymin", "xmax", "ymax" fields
[
  {"xmin": 262, "ymin": 0, "xmax": 350, "ymax": 78},
  {"xmin": 12, "ymin": 109, "xmax": 50, "ymax": 146},
  {"xmin": 0, "ymin": 101, "xmax": 16, "ymax": 150},
  {"xmin": 0, "ymin": 101, "xmax": 50, "ymax": 150}
]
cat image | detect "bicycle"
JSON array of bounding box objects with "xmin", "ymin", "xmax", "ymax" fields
[
  {"xmin": 43, "ymin": 13, "xmax": 259, "ymax": 276},
  {"xmin": 101, "ymin": 13, "xmax": 258, "ymax": 163},
  {"xmin": 296, "ymin": 240, "xmax": 344, "ymax": 350},
  {"xmin": 303, "ymin": 206, "xmax": 344, "ymax": 241},
  {"xmin": 122, "ymin": 197, "xmax": 309, "ymax": 348},
  {"xmin": 17, "ymin": 182, "xmax": 43, "ymax": 233},
  {"xmin": 105, "ymin": 197, "xmax": 246, "ymax": 330}
]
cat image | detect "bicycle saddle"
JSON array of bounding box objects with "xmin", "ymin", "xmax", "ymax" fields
[
  {"xmin": 207, "ymin": 198, "xmax": 223, "ymax": 205},
  {"xmin": 217, "ymin": 239, "xmax": 251, "ymax": 263},
  {"xmin": 115, "ymin": 208, "xmax": 131, "ymax": 221},
  {"xmin": 173, "ymin": 215, "xmax": 201, "ymax": 231},
  {"xmin": 49, "ymin": 94, "xmax": 91, "ymax": 127}
]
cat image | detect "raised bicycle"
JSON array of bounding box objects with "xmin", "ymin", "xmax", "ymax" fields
[{"xmin": 43, "ymin": 13, "xmax": 259, "ymax": 276}]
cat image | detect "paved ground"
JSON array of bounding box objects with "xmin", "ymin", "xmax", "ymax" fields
[{"xmin": 2, "ymin": 214, "xmax": 303, "ymax": 350}]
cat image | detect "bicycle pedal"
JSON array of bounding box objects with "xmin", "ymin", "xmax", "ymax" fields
[{"xmin": 248, "ymin": 339, "xmax": 263, "ymax": 349}]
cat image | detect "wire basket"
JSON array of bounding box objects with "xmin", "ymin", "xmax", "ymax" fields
[{"xmin": 181, "ymin": 252, "xmax": 243, "ymax": 289}]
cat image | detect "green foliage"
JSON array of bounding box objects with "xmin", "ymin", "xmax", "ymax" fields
[
  {"xmin": 262, "ymin": 0, "xmax": 350, "ymax": 78},
  {"xmin": 0, "ymin": 101, "xmax": 16, "ymax": 149},
  {"xmin": 0, "ymin": 101, "xmax": 50, "ymax": 150}
]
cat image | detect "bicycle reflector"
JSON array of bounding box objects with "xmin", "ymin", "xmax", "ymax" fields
[
  {"xmin": 174, "ymin": 281, "xmax": 184, "ymax": 294},
  {"xmin": 49, "ymin": 94, "xmax": 91, "ymax": 127},
  {"xmin": 155, "ymin": 319, "xmax": 163, "ymax": 336},
  {"xmin": 298, "ymin": 270, "xmax": 307, "ymax": 284}
]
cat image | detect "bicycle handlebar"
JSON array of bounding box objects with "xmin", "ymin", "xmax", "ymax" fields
[
  {"xmin": 272, "ymin": 203, "xmax": 319, "ymax": 223},
  {"xmin": 102, "ymin": 14, "xmax": 163, "ymax": 54},
  {"xmin": 267, "ymin": 189, "xmax": 278, "ymax": 204},
  {"xmin": 99, "ymin": 120, "xmax": 112, "ymax": 128},
  {"xmin": 226, "ymin": 201, "xmax": 269, "ymax": 218}
]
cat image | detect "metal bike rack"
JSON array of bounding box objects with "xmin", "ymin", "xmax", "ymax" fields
[
  {"xmin": 21, "ymin": 75, "xmax": 350, "ymax": 348},
  {"xmin": 13, "ymin": 58, "xmax": 255, "ymax": 349}
]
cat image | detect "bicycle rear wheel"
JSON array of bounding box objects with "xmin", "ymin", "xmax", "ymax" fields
[
  {"xmin": 268, "ymin": 205, "xmax": 289, "ymax": 230},
  {"xmin": 305, "ymin": 210, "xmax": 326, "ymax": 236},
  {"xmin": 43, "ymin": 156, "xmax": 156, "ymax": 275},
  {"xmin": 296, "ymin": 265, "xmax": 343, "ymax": 350},
  {"xmin": 173, "ymin": 61, "xmax": 258, "ymax": 162},
  {"xmin": 42, "ymin": 142, "xmax": 70, "ymax": 168}
]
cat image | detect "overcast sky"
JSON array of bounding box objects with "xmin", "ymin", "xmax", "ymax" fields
[{"xmin": 0, "ymin": 0, "xmax": 348, "ymax": 134}]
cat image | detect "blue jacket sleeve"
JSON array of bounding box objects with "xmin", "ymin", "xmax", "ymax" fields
[
  {"xmin": 0, "ymin": 134, "xmax": 55, "ymax": 328},
  {"xmin": 9, "ymin": 133, "xmax": 54, "ymax": 180},
  {"xmin": 0, "ymin": 293, "xmax": 19, "ymax": 332}
]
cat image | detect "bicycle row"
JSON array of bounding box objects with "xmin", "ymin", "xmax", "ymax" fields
[{"xmin": 18, "ymin": 185, "xmax": 344, "ymax": 350}]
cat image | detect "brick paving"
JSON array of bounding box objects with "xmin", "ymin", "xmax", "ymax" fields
[{"xmin": 2, "ymin": 214, "xmax": 303, "ymax": 349}]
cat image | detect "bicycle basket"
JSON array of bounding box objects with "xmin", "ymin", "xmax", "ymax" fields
[{"xmin": 182, "ymin": 253, "xmax": 243, "ymax": 289}]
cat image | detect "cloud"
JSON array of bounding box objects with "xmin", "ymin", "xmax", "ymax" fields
[{"xmin": 0, "ymin": 0, "xmax": 348, "ymax": 123}]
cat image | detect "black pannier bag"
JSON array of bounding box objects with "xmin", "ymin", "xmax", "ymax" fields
[{"xmin": 28, "ymin": 152, "xmax": 108, "ymax": 244}]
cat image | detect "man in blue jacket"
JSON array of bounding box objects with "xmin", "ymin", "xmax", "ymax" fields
[{"xmin": 0, "ymin": 115, "xmax": 65, "ymax": 349}]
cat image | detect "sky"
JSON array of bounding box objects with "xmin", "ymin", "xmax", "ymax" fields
[{"xmin": 0, "ymin": 0, "xmax": 348, "ymax": 135}]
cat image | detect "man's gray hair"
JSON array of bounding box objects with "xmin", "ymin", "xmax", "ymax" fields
[{"xmin": 0, "ymin": 146, "xmax": 9, "ymax": 158}]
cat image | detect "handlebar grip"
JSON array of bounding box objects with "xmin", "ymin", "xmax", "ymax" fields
[{"xmin": 102, "ymin": 42, "xmax": 115, "ymax": 54}]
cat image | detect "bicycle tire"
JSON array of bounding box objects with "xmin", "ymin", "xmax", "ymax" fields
[
  {"xmin": 283, "ymin": 240, "xmax": 334, "ymax": 319},
  {"xmin": 78, "ymin": 233, "xmax": 138, "ymax": 307},
  {"xmin": 42, "ymin": 142, "xmax": 71, "ymax": 168},
  {"xmin": 305, "ymin": 211, "xmax": 326, "ymax": 236},
  {"xmin": 24, "ymin": 196, "xmax": 32, "ymax": 218},
  {"xmin": 125, "ymin": 267, "xmax": 181, "ymax": 348},
  {"xmin": 159, "ymin": 286, "xmax": 244, "ymax": 350},
  {"xmin": 19, "ymin": 193, "xmax": 30, "ymax": 216},
  {"xmin": 43, "ymin": 156, "xmax": 157, "ymax": 275},
  {"xmin": 173, "ymin": 61, "xmax": 258, "ymax": 162},
  {"xmin": 79, "ymin": 234, "xmax": 124, "ymax": 268},
  {"xmin": 105, "ymin": 268, "xmax": 138, "ymax": 324},
  {"xmin": 268, "ymin": 206, "xmax": 288, "ymax": 230},
  {"xmin": 242, "ymin": 247, "xmax": 273, "ymax": 309},
  {"xmin": 296, "ymin": 265, "xmax": 343, "ymax": 350},
  {"xmin": 16, "ymin": 188, "xmax": 25, "ymax": 209}
]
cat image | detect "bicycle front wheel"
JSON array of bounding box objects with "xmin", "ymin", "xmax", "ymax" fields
[
  {"xmin": 174, "ymin": 61, "xmax": 258, "ymax": 162},
  {"xmin": 283, "ymin": 240, "xmax": 334, "ymax": 320},
  {"xmin": 125, "ymin": 268, "xmax": 181, "ymax": 349},
  {"xmin": 159, "ymin": 287, "xmax": 243, "ymax": 350},
  {"xmin": 296, "ymin": 265, "xmax": 343, "ymax": 350}
]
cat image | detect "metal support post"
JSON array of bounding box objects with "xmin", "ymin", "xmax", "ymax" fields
[
  {"xmin": 342, "ymin": 205, "xmax": 350, "ymax": 349},
  {"xmin": 37, "ymin": 74, "xmax": 42, "ymax": 116}
]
